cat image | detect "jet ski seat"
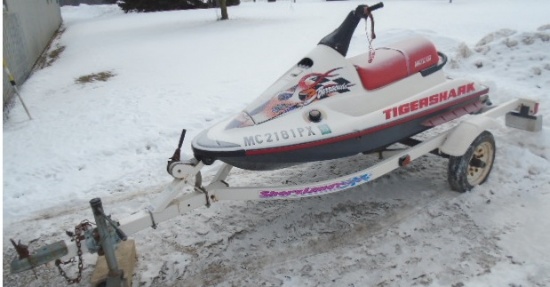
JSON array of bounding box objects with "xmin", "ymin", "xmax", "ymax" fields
[{"xmin": 350, "ymin": 36, "xmax": 439, "ymax": 90}]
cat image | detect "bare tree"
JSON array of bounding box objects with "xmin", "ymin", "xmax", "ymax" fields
[{"xmin": 220, "ymin": 0, "xmax": 228, "ymax": 20}]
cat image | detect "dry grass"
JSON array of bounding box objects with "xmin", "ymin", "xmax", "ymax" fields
[
  {"xmin": 34, "ymin": 27, "xmax": 67, "ymax": 69},
  {"xmin": 46, "ymin": 46, "xmax": 66, "ymax": 66},
  {"xmin": 75, "ymin": 71, "xmax": 116, "ymax": 84}
]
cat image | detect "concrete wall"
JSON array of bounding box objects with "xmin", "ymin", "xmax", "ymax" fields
[{"xmin": 3, "ymin": 0, "xmax": 62, "ymax": 111}]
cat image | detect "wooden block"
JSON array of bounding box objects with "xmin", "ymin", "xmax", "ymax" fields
[{"xmin": 91, "ymin": 239, "xmax": 137, "ymax": 287}]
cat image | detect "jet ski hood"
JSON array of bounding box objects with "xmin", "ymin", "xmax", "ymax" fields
[
  {"xmin": 192, "ymin": 44, "xmax": 362, "ymax": 153},
  {"xmin": 225, "ymin": 53, "xmax": 356, "ymax": 130}
]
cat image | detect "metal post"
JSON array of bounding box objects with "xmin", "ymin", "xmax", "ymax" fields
[
  {"xmin": 3, "ymin": 59, "xmax": 32, "ymax": 120},
  {"xmin": 90, "ymin": 198, "xmax": 124, "ymax": 287}
]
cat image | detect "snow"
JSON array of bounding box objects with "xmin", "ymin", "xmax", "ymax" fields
[{"xmin": 2, "ymin": 0, "xmax": 550, "ymax": 286}]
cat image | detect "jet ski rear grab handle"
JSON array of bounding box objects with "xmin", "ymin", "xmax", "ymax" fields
[{"xmin": 9, "ymin": 98, "xmax": 542, "ymax": 284}]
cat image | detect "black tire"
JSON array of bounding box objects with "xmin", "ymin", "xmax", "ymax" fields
[{"xmin": 448, "ymin": 131, "xmax": 496, "ymax": 192}]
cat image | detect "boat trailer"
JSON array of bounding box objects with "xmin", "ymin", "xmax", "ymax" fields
[{"xmin": 9, "ymin": 98, "xmax": 542, "ymax": 286}]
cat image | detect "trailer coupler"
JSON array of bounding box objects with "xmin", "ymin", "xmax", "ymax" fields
[
  {"xmin": 10, "ymin": 239, "xmax": 68, "ymax": 274},
  {"xmin": 10, "ymin": 198, "xmax": 129, "ymax": 286}
]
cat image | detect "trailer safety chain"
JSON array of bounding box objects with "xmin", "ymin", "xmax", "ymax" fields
[{"xmin": 55, "ymin": 221, "xmax": 93, "ymax": 284}]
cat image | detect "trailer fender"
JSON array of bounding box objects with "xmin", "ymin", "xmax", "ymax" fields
[{"xmin": 440, "ymin": 116, "xmax": 496, "ymax": 156}]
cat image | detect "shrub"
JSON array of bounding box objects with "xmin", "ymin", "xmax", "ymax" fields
[{"xmin": 118, "ymin": 0, "xmax": 239, "ymax": 13}]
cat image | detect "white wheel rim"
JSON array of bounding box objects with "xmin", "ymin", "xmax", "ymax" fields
[{"xmin": 467, "ymin": 141, "xmax": 494, "ymax": 186}]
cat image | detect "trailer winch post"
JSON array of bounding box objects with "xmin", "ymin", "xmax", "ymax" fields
[{"xmin": 90, "ymin": 198, "xmax": 124, "ymax": 287}]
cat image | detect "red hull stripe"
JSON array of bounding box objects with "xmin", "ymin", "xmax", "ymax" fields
[{"xmin": 246, "ymin": 88, "xmax": 488, "ymax": 156}]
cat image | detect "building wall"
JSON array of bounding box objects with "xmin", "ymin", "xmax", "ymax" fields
[
  {"xmin": 59, "ymin": 0, "xmax": 116, "ymax": 6},
  {"xmin": 3, "ymin": 0, "xmax": 62, "ymax": 111}
]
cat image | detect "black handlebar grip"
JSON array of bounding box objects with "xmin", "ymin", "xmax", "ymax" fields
[{"xmin": 368, "ymin": 2, "xmax": 384, "ymax": 12}]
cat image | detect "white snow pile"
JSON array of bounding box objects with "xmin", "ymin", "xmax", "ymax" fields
[
  {"xmin": 3, "ymin": 1, "xmax": 550, "ymax": 287},
  {"xmin": 452, "ymin": 24, "xmax": 550, "ymax": 91}
]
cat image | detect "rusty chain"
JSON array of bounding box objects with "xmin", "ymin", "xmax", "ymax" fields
[{"xmin": 55, "ymin": 221, "xmax": 94, "ymax": 284}]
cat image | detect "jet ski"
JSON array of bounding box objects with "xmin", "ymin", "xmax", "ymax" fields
[{"xmin": 191, "ymin": 3, "xmax": 489, "ymax": 170}]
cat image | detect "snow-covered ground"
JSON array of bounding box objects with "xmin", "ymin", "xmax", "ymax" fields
[{"xmin": 3, "ymin": 0, "xmax": 550, "ymax": 286}]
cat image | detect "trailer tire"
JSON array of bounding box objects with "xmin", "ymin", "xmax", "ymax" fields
[{"xmin": 448, "ymin": 131, "xmax": 495, "ymax": 192}]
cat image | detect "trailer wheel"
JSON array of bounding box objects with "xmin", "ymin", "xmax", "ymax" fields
[{"xmin": 448, "ymin": 131, "xmax": 495, "ymax": 192}]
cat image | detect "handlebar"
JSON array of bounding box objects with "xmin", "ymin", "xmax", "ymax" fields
[
  {"xmin": 319, "ymin": 2, "xmax": 384, "ymax": 57},
  {"xmin": 369, "ymin": 2, "xmax": 384, "ymax": 12},
  {"xmin": 355, "ymin": 2, "xmax": 384, "ymax": 18}
]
